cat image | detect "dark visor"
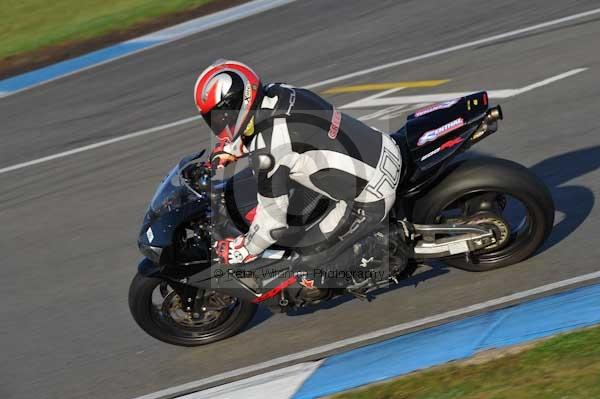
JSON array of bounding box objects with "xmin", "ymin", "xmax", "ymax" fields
[{"xmin": 202, "ymin": 92, "xmax": 244, "ymax": 138}]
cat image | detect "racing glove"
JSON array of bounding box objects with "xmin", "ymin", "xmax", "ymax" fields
[
  {"xmin": 213, "ymin": 235, "xmax": 258, "ymax": 264},
  {"xmin": 210, "ymin": 137, "xmax": 248, "ymax": 169}
]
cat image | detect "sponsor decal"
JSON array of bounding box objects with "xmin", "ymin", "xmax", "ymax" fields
[
  {"xmin": 365, "ymin": 146, "xmax": 401, "ymax": 200},
  {"xmin": 420, "ymin": 147, "xmax": 440, "ymax": 161},
  {"xmin": 243, "ymin": 85, "xmax": 251, "ymax": 104},
  {"xmin": 440, "ymin": 136, "xmax": 464, "ymax": 150},
  {"xmin": 414, "ymin": 99, "xmax": 459, "ymax": 117},
  {"xmin": 420, "ymin": 136, "xmax": 464, "ymax": 161},
  {"xmin": 285, "ymin": 88, "xmax": 296, "ymax": 116},
  {"xmin": 146, "ymin": 227, "xmax": 154, "ymax": 243},
  {"xmin": 328, "ymin": 109, "xmax": 342, "ymax": 139},
  {"xmin": 417, "ymin": 117, "xmax": 465, "ymax": 146}
]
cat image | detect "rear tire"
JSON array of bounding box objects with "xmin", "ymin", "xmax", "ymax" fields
[
  {"xmin": 128, "ymin": 273, "xmax": 257, "ymax": 346},
  {"xmin": 412, "ymin": 158, "xmax": 554, "ymax": 271}
]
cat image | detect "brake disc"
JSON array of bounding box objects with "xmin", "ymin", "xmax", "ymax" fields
[{"xmin": 162, "ymin": 291, "xmax": 222, "ymax": 327}]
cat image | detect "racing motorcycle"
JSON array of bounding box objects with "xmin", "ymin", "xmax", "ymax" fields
[{"xmin": 129, "ymin": 91, "xmax": 554, "ymax": 346}]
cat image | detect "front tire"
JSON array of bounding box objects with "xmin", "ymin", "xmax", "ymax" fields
[
  {"xmin": 412, "ymin": 158, "xmax": 554, "ymax": 271},
  {"xmin": 128, "ymin": 273, "xmax": 257, "ymax": 346}
]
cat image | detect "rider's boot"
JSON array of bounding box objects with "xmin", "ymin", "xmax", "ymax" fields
[
  {"xmin": 299, "ymin": 285, "xmax": 330, "ymax": 301},
  {"xmin": 345, "ymin": 220, "xmax": 415, "ymax": 299}
]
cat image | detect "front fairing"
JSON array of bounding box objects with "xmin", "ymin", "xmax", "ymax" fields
[{"xmin": 138, "ymin": 151, "xmax": 210, "ymax": 257}]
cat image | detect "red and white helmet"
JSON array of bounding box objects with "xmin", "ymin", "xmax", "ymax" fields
[{"xmin": 194, "ymin": 60, "xmax": 261, "ymax": 141}]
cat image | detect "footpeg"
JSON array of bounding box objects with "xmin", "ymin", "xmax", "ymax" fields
[
  {"xmin": 348, "ymin": 290, "xmax": 372, "ymax": 301},
  {"xmin": 347, "ymin": 278, "xmax": 376, "ymax": 301}
]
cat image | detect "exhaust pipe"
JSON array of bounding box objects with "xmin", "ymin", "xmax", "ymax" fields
[
  {"xmin": 486, "ymin": 105, "xmax": 503, "ymax": 122},
  {"xmin": 472, "ymin": 106, "xmax": 503, "ymax": 140}
]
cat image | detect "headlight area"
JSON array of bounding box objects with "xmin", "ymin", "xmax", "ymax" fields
[{"xmin": 138, "ymin": 243, "xmax": 163, "ymax": 264}]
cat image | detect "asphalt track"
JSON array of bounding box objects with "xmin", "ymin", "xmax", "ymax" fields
[{"xmin": 1, "ymin": 1, "xmax": 600, "ymax": 398}]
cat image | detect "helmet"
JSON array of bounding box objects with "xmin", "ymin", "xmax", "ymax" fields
[{"xmin": 193, "ymin": 60, "xmax": 261, "ymax": 142}]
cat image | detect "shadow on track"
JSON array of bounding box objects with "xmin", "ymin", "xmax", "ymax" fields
[
  {"xmin": 531, "ymin": 145, "xmax": 599, "ymax": 252},
  {"xmin": 286, "ymin": 263, "xmax": 450, "ymax": 316},
  {"xmin": 243, "ymin": 306, "xmax": 274, "ymax": 329}
]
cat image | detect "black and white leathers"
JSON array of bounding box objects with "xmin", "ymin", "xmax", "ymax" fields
[{"xmin": 239, "ymin": 83, "xmax": 402, "ymax": 255}]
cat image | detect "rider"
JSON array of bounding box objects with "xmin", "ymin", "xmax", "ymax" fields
[{"xmin": 194, "ymin": 60, "xmax": 404, "ymax": 283}]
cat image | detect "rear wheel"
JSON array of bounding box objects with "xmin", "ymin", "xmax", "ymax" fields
[
  {"xmin": 128, "ymin": 273, "xmax": 257, "ymax": 346},
  {"xmin": 412, "ymin": 158, "xmax": 554, "ymax": 271}
]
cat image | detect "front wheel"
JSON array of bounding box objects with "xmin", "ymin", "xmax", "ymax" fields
[
  {"xmin": 128, "ymin": 273, "xmax": 257, "ymax": 346},
  {"xmin": 412, "ymin": 158, "xmax": 555, "ymax": 271}
]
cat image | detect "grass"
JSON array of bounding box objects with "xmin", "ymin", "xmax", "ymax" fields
[
  {"xmin": 333, "ymin": 325, "xmax": 600, "ymax": 399},
  {"xmin": 0, "ymin": 0, "xmax": 216, "ymax": 60}
]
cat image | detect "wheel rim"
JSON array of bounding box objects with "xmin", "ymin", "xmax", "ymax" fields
[
  {"xmin": 149, "ymin": 281, "xmax": 243, "ymax": 340},
  {"xmin": 435, "ymin": 191, "xmax": 537, "ymax": 265}
]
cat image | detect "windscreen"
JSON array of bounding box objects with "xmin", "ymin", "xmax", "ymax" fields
[
  {"xmin": 149, "ymin": 151, "xmax": 209, "ymax": 216},
  {"xmin": 149, "ymin": 164, "xmax": 185, "ymax": 215}
]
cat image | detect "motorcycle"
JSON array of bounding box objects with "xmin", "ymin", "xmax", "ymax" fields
[{"xmin": 128, "ymin": 91, "xmax": 554, "ymax": 346}]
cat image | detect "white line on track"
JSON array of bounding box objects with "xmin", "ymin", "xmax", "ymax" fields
[
  {"xmin": 2, "ymin": 8, "xmax": 599, "ymax": 176},
  {"xmin": 340, "ymin": 68, "xmax": 588, "ymax": 109},
  {"xmin": 0, "ymin": 116, "xmax": 201, "ymax": 175},
  {"xmin": 133, "ymin": 270, "xmax": 600, "ymax": 399},
  {"xmin": 304, "ymin": 8, "xmax": 600, "ymax": 89}
]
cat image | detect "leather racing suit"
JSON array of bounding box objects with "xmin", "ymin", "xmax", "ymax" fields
[{"xmin": 216, "ymin": 83, "xmax": 403, "ymax": 268}]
